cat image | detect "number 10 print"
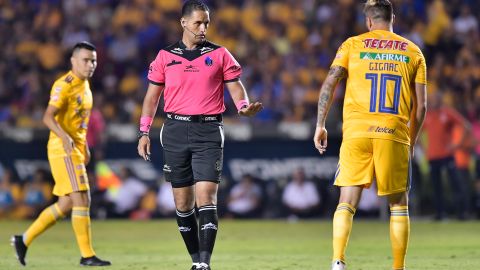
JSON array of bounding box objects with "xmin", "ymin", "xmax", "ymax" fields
[{"xmin": 366, "ymin": 73, "xmax": 401, "ymax": 115}]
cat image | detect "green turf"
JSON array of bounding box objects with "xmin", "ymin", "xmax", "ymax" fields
[{"xmin": 0, "ymin": 219, "xmax": 479, "ymax": 269}]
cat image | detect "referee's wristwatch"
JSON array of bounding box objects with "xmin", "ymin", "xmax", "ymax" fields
[{"xmin": 138, "ymin": 131, "xmax": 149, "ymax": 139}]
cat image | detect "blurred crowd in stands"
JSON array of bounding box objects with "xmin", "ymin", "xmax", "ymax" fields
[
  {"xmin": 1, "ymin": 0, "xmax": 480, "ymax": 220},
  {"xmin": 0, "ymin": 0, "xmax": 478, "ymax": 127}
]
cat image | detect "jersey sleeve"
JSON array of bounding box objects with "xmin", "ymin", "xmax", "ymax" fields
[
  {"xmin": 147, "ymin": 51, "xmax": 165, "ymax": 85},
  {"xmin": 48, "ymin": 82, "xmax": 69, "ymax": 109},
  {"xmin": 331, "ymin": 39, "xmax": 352, "ymax": 70},
  {"xmin": 415, "ymin": 50, "xmax": 427, "ymax": 85},
  {"xmin": 222, "ymin": 48, "xmax": 242, "ymax": 82}
]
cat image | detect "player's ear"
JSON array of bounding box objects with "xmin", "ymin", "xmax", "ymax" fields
[
  {"xmin": 392, "ymin": 14, "xmax": 396, "ymax": 25},
  {"xmin": 181, "ymin": 18, "xmax": 186, "ymax": 28},
  {"xmin": 366, "ymin": 17, "xmax": 372, "ymax": 31}
]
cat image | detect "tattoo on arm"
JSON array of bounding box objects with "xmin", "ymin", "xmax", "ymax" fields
[{"xmin": 316, "ymin": 66, "xmax": 347, "ymax": 126}]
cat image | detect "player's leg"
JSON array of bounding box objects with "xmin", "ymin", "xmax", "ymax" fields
[
  {"xmin": 195, "ymin": 182, "xmax": 218, "ymax": 270},
  {"xmin": 387, "ymin": 192, "xmax": 409, "ymax": 270},
  {"xmin": 69, "ymin": 190, "xmax": 110, "ymax": 266},
  {"xmin": 332, "ymin": 186, "xmax": 363, "ymax": 270},
  {"xmin": 331, "ymin": 138, "xmax": 374, "ymax": 269},
  {"xmin": 62, "ymin": 153, "xmax": 110, "ymax": 266},
  {"xmin": 11, "ymin": 155, "xmax": 76, "ymax": 266},
  {"xmin": 372, "ymin": 139, "xmax": 410, "ymax": 270},
  {"xmin": 11, "ymin": 196, "xmax": 71, "ymax": 266}
]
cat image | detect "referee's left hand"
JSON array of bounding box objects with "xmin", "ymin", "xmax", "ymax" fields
[{"xmin": 238, "ymin": 102, "xmax": 263, "ymax": 117}]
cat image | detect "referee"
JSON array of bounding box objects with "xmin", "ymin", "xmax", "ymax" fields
[{"xmin": 137, "ymin": 1, "xmax": 262, "ymax": 270}]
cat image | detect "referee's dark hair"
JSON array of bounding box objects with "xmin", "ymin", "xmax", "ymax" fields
[
  {"xmin": 182, "ymin": 0, "xmax": 209, "ymax": 17},
  {"xmin": 72, "ymin": 41, "xmax": 96, "ymax": 55}
]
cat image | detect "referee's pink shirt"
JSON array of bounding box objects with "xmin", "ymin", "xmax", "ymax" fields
[{"xmin": 148, "ymin": 41, "xmax": 242, "ymax": 115}]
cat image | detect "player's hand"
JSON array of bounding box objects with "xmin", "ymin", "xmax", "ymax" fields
[
  {"xmin": 238, "ymin": 102, "xmax": 263, "ymax": 117},
  {"xmin": 313, "ymin": 126, "xmax": 328, "ymax": 154},
  {"xmin": 62, "ymin": 135, "xmax": 75, "ymax": 155},
  {"xmin": 138, "ymin": 136, "xmax": 151, "ymax": 161}
]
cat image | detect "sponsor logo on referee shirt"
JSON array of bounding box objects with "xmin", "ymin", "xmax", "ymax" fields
[
  {"xmin": 360, "ymin": 52, "xmax": 410, "ymax": 63},
  {"xmin": 184, "ymin": 65, "xmax": 199, "ymax": 72},
  {"xmin": 171, "ymin": 48, "xmax": 184, "ymax": 55},
  {"xmin": 167, "ymin": 60, "xmax": 183, "ymax": 67},
  {"xmin": 200, "ymin": 47, "xmax": 214, "ymax": 55}
]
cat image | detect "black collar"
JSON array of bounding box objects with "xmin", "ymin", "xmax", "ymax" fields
[{"xmin": 178, "ymin": 40, "xmax": 207, "ymax": 51}]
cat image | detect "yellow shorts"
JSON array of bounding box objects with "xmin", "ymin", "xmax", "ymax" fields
[
  {"xmin": 334, "ymin": 138, "xmax": 411, "ymax": 196},
  {"xmin": 48, "ymin": 154, "xmax": 89, "ymax": 196}
]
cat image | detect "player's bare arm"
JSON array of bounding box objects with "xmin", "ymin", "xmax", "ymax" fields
[
  {"xmin": 314, "ymin": 65, "xmax": 347, "ymax": 154},
  {"xmin": 409, "ymin": 83, "xmax": 427, "ymax": 156},
  {"xmin": 226, "ymin": 80, "xmax": 263, "ymax": 117},
  {"xmin": 43, "ymin": 105, "xmax": 74, "ymax": 154},
  {"xmin": 84, "ymin": 140, "xmax": 91, "ymax": 165},
  {"xmin": 137, "ymin": 83, "xmax": 164, "ymax": 161}
]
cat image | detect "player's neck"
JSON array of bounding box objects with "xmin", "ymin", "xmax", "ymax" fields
[
  {"xmin": 71, "ymin": 70, "xmax": 86, "ymax": 81},
  {"xmin": 369, "ymin": 24, "xmax": 393, "ymax": 32}
]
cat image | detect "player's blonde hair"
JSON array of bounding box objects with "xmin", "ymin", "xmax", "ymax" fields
[{"xmin": 364, "ymin": 0, "xmax": 393, "ymax": 22}]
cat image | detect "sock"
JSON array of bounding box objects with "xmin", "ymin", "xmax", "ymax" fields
[
  {"xmin": 71, "ymin": 207, "xmax": 95, "ymax": 258},
  {"xmin": 23, "ymin": 203, "xmax": 65, "ymax": 246},
  {"xmin": 390, "ymin": 206, "xmax": 410, "ymax": 270},
  {"xmin": 332, "ymin": 203, "xmax": 356, "ymax": 263},
  {"xmin": 176, "ymin": 208, "xmax": 200, "ymax": 263},
  {"xmin": 198, "ymin": 205, "xmax": 218, "ymax": 265}
]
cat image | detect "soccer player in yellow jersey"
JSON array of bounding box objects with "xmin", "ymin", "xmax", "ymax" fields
[
  {"xmin": 313, "ymin": 1, "xmax": 427, "ymax": 270},
  {"xmin": 11, "ymin": 42, "xmax": 110, "ymax": 267}
]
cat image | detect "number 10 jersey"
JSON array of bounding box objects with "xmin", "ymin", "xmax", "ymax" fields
[{"xmin": 332, "ymin": 29, "xmax": 427, "ymax": 145}]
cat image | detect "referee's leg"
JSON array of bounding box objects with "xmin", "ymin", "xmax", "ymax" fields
[
  {"xmin": 195, "ymin": 181, "xmax": 219, "ymax": 269},
  {"xmin": 173, "ymin": 185, "xmax": 200, "ymax": 268}
]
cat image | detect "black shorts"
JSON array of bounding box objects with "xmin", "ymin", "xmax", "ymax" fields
[{"xmin": 160, "ymin": 116, "xmax": 224, "ymax": 188}]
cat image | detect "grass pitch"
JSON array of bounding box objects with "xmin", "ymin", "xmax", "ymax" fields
[{"xmin": 0, "ymin": 219, "xmax": 479, "ymax": 270}]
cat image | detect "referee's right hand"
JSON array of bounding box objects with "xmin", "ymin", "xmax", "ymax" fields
[{"xmin": 138, "ymin": 136, "xmax": 151, "ymax": 161}]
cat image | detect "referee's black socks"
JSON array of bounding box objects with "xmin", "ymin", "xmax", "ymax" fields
[
  {"xmin": 198, "ymin": 204, "xmax": 218, "ymax": 265},
  {"xmin": 176, "ymin": 208, "xmax": 200, "ymax": 264}
]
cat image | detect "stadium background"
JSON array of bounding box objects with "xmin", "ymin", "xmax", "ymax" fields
[
  {"xmin": 1, "ymin": 1, "xmax": 480, "ymax": 269},
  {"xmin": 0, "ymin": 0, "xmax": 479, "ymax": 221}
]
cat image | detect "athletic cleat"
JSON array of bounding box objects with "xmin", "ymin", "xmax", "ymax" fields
[
  {"xmin": 331, "ymin": 260, "xmax": 346, "ymax": 270},
  {"xmin": 190, "ymin": 266, "xmax": 197, "ymax": 270},
  {"xmin": 197, "ymin": 263, "xmax": 211, "ymax": 270},
  {"xmin": 11, "ymin": 235, "xmax": 27, "ymax": 266},
  {"xmin": 80, "ymin": 256, "xmax": 111, "ymax": 266}
]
